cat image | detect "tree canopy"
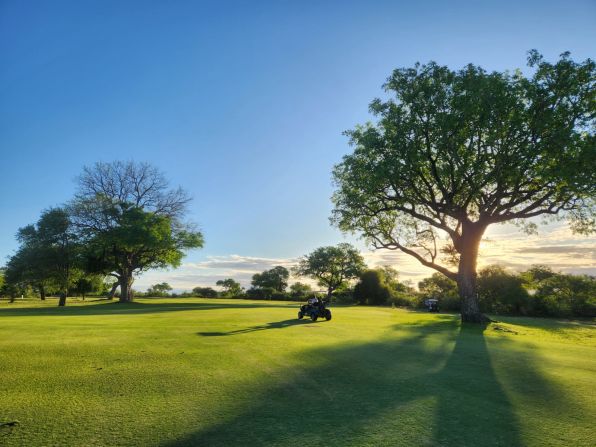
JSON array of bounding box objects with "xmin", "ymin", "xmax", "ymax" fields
[
  {"xmin": 294, "ymin": 243, "xmax": 366, "ymax": 298},
  {"xmin": 70, "ymin": 161, "xmax": 203, "ymax": 302},
  {"xmin": 5, "ymin": 208, "xmax": 79, "ymax": 305},
  {"xmin": 147, "ymin": 282, "xmax": 173, "ymax": 297},
  {"xmin": 251, "ymin": 266, "xmax": 290, "ymax": 292},
  {"xmin": 332, "ymin": 51, "xmax": 595, "ymax": 322},
  {"xmin": 216, "ymin": 278, "xmax": 243, "ymax": 297}
]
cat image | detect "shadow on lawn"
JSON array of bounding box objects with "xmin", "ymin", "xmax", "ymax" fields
[
  {"xmin": 0, "ymin": 301, "xmax": 293, "ymax": 317},
  {"xmin": 198, "ymin": 318, "xmax": 314, "ymax": 336},
  {"xmin": 164, "ymin": 321, "xmax": 564, "ymax": 447}
]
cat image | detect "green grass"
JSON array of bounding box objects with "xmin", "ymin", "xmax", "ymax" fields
[{"xmin": 0, "ymin": 298, "xmax": 594, "ymax": 446}]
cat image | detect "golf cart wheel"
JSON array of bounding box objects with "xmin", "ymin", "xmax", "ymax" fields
[
  {"xmin": 311, "ymin": 313, "xmax": 318, "ymax": 322},
  {"xmin": 298, "ymin": 311, "xmax": 304, "ymax": 319},
  {"xmin": 325, "ymin": 309, "xmax": 332, "ymax": 321}
]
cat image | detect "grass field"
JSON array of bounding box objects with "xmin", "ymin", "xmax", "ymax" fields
[{"xmin": 0, "ymin": 298, "xmax": 594, "ymax": 446}]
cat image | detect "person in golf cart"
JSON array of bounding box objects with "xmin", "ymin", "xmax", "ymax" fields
[
  {"xmin": 307, "ymin": 296, "xmax": 321, "ymax": 308},
  {"xmin": 307, "ymin": 296, "xmax": 319, "ymax": 305}
]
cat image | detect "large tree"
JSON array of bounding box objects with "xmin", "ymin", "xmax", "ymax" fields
[
  {"xmin": 332, "ymin": 51, "xmax": 595, "ymax": 322},
  {"xmin": 251, "ymin": 266, "xmax": 290, "ymax": 292},
  {"xmin": 70, "ymin": 161, "xmax": 204, "ymax": 302},
  {"xmin": 294, "ymin": 243, "xmax": 366, "ymax": 298}
]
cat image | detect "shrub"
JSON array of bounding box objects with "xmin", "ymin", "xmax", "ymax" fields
[
  {"xmin": 192, "ymin": 287, "xmax": 218, "ymax": 298},
  {"xmin": 245, "ymin": 287, "xmax": 276, "ymax": 300},
  {"xmin": 271, "ymin": 291, "xmax": 292, "ymax": 301},
  {"xmin": 532, "ymin": 274, "xmax": 596, "ymax": 318},
  {"xmin": 353, "ymin": 270, "xmax": 391, "ymax": 305},
  {"xmin": 388, "ymin": 291, "xmax": 418, "ymax": 308},
  {"xmin": 332, "ymin": 289, "xmax": 355, "ymax": 304},
  {"xmin": 289, "ymin": 282, "xmax": 313, "ymax": 300},
  {"xmin": 478, "ymin": 266, "xmax": 530, "ymax": 315},
  {"xmin": 418, "ymin": 273, "xmax": 460, "ymax": 311}
]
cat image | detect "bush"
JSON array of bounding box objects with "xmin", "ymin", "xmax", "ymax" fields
[
  {"xmin": 332, "ymin": 289, "xmax": 355, "ymax": 304},
  {"xmin": 532, "ymin": 274, "xmax": 596, "ymax": 318},
  {"xmin": 353, "ymin": 270, "xmax": 391, "ymax": 305},
  {"xmin": 388, "ymin": 291, "xmax": 418, "ymax": 308},
  {"xmin": 478, "ymin": 266, "xmax": 530, "ymax": 315},
  {"xmin": 289, "ymin": 282, "xmax": 313, "ymax": 300},
  {"xmin": 192, "ymin": 287, "xmax": 218, "ymax": 298},
  {"xmin": 271, "ymin": 291, "xmax": 293, "ymax": 301},
  {"xmin": 418, "ymin": 273, "xmax": 460, "ymax": 311},
  {"xmin": 245, "ymin": 287, "xmax": 276, "ymax": 300}
]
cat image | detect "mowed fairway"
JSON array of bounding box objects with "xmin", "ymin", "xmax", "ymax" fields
[{"xmin": 0, "ymin": 299, "xmax": 594, "ymax": 446}]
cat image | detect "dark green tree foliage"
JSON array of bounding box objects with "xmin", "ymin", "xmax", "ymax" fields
[
  {"xmin": 5, "ymin": 208, "xmax": 78, "ymax": 305},
  {"xmin": 245, "ymin": 286, "xmax": 275, "ymax": 300},
  {"xmin": 294, "ymin": 243, "xmax": 366, "ymax": 298},
  {"xmin": 332, "ymin": 51, "xmax": 595, "ymax": 322},
  {"xmin": 289, "ymin": 282, "xmax": 313, "ymax": 299},
  {"xmin": 147, "ymin": 282, "xmax": 173, "ymax": 297},
  {"xmin": 477, "ymin": 266, "xmax": 529, "ymax": 315},
  {"xmin": 353, "ymin": 269, "xmax": 391, "ymax": 305},
  {"xmin": 251, "ymin": 266, "xmax": 289, "ymax": 292},
  {"xmin": 216, "ymin": 278, "xmax": 243, "ymax": 297},
  {"xmin": 532, "ymin": 273, "xmax": 596, "ymax": 317},
  {"xmin": 379, "ymin": 266, "xmax": 407, "ymax": 293},
  {"xmin": 72, "ymin": 275, "xmax": 104, "ymax": 299},
  {"xmin": 520, "ymin": 265, "xmax": 557, "ymax": 287},
  {"xmin": 418, "ymin": 273, "xmax": 460, "ymax": 311},
  {"xmin": 192, "ymin": 287, "xmax": 218, "ymax": 298},
  {"xmin": 70, "ymin": 161, "xmax": 204, "ymax": 303}
]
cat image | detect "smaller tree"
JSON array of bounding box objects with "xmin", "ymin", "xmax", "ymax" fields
[
  {"xmin": 289, "ymin": 282, "xmax": 313, "ymax": 299},
  {"xmin": 5, "ymin": 208, "xmax": 78, "ymax": 306},
  {"xmin": 147, "ymin": 282, "xmax": 173, "ymax": 297},
  {"xmin": 251, "ymin": 266, "xmax": 289, "ymax": 292},
  {"xmin": 72, "ymin": 275, "xmax": 104, "ymax": 300},
  {"xmin": 354, "ymin": 269, "xmax": 391, "ymax": 305},
  {"xmin": 216, "ymin": 278, "xmax": 243, "ymax": 297},
  {"xmin": 192, "ymin": 286, "xmax": 218, "ymax": 298},
  {"xmin": 294, "ymin": 243, "xmax": 366, "ymax": 298}
]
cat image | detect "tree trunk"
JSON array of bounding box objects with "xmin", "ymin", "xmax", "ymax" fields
[
  {"xmin": 326, "ymin": 287, "xmax": 334, "ymax": 301},
  {"xmin": 58, "ymin": 291, "xmax": 67, "ymax": 307},
  {"xmin": 107, "ymin": 282, "xmax": 118, "ymax": 300},
  {"xmin": 457, "ymin": 224, "xmax": 490, "ymax": 324},
  {"xmin": 39, "ymin": 284, "xmax": 46, "ymax": 301},
  {"xmin": 119, "ymin": 274, "xmax": 134, "ymax": 303}
]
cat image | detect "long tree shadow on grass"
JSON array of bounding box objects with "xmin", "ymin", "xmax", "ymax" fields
[
  {"xmin": 198, "ymin": 318, "xmax": 313, "ymax": 336},
  {"xmin": 0, "ymin": 301, "xmax": 294, "ymax": 317},
  {"xmin": 164, "ymin": 321, "xmax": 566, "ymax": 447}
]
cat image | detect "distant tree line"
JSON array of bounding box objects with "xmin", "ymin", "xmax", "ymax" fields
[
  {"xmin": 152, "ymin": 258, "xmax": 594, "ymax": 320},
  {"xmin": 6, "ymin": 224, "xmax": 592, "ymax": 319}
]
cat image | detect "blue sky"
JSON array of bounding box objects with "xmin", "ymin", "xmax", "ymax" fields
[{"xmin": 1, "ymin": 1, "xmax": 595, "ymax": 290}]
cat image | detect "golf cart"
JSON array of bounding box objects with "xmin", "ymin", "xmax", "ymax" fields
[
  {"xmin": 424, "ymin": 299, "xmax": 439, "ymax": 312},
  {"xmin": 298, "ymin": 297, "xmax": 332, "ymax": 321}
]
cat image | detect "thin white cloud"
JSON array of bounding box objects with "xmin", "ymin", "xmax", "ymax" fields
[{"xmin": 134, "ymin": 223, "xmax": 596, "ymax": 293}]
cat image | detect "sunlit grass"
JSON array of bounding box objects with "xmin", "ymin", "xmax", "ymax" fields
[{"xmin": 0, "ymin": 298, "xmax": 594, "ymax": 446}]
